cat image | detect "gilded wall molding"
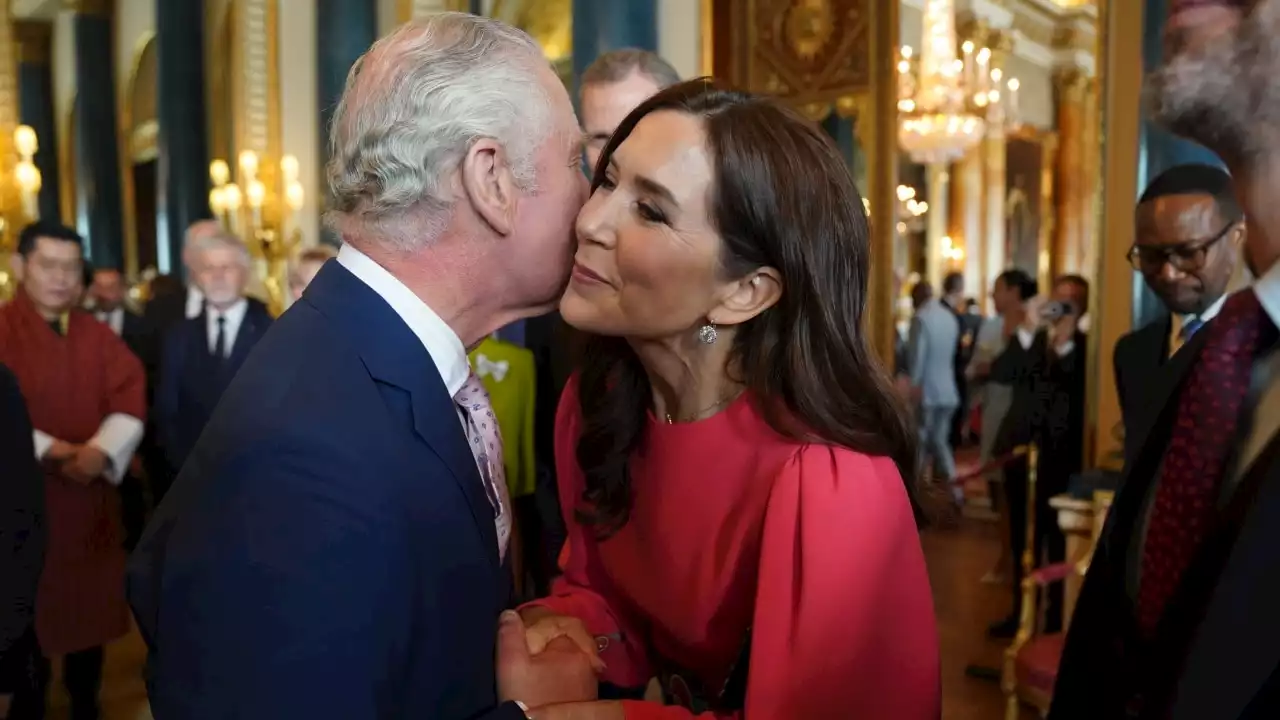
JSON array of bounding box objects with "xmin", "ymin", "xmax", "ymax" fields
[
  {"xmin": 14, "ymin": 20, "xmax": 50, "ymax": 66},
  {"xmin": 714, "ymin": 0, "xmax": 872, "ymax": 122},
  {"xmin": 398, "ymin": 0, "xmax": 469, "ymax": 23},
  {"xmin": 233, "ymin": 0, "xmax": 282, "ymax": 225},
  {"xmin": 0, "ymin": 0, "xmax": 19, "ymax": 253},
  {"xmin": 64, "ymin": 0, "xmax": 113, "ymax": 17}
]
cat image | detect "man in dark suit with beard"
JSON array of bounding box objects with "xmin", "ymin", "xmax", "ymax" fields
[{"xmin": 1051, "ymin": 2, "xmax": 1280, "ymax": 716}]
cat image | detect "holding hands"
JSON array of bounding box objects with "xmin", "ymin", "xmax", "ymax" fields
[{"xmin": 495, "ymin": 609, "xmax": 623, "ymax": 719}]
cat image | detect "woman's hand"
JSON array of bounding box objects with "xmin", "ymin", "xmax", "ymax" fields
[
  {"xmin": 520, "ymin": 607, "xmax": 606, "ymax": 672},
  {"xmin": 529, "ymin": 701, "xmax": 626, "ymax": 720}
]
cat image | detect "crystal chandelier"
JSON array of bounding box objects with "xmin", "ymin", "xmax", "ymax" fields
[{"xmin": 897, "ymin": 0, "xmax": 1020, "ymax": 164}]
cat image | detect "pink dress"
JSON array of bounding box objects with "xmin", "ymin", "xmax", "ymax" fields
[{"xmin": 523, "ymin": 379, "xmax": 941, "ymax": 718}]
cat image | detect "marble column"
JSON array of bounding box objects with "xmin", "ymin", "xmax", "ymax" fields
[
  {"xmin": 318, "ymin": 0, "xmax": 377, "ymax": 245},
  {"xmin": 925, "ymin": 163, "xmax": 950, "ymax": 291},
  {"xmin": 157, "ymin": 0, "xmax": 211, "ymax": 276},
  {"xmin": 14, "ymin": 21, "xmax": 58, "ymax": 222},
  {"xmin": 981, "ymin": 129, "xmax": 1006, "ymax": 306},
  {"xmin": 71, "ymin": 0, "xmax": 124, "ymax": 270},
  {"xmin": 948, "ymin": 148, "xmax": 984, "ymax": 296},
  {"xmin": 572, "ymin": 0, "xmax": 657, "ymax": 91},
  {"xmin": 1053, "ymin": 66, "xmax": 1090, "ymax": 279}
]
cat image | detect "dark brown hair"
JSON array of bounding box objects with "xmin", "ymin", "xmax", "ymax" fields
[{"xmin": 574, "ymin": 79, "xmax": 923, "ymax": 536}]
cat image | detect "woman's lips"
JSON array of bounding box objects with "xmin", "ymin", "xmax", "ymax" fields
[{"xmin": 571, "ymin": 262, "xmax": 610, "ymax": 286}]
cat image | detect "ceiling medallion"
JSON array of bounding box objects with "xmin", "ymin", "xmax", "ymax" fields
[{"xmin": 784, "ymin": 0, "xmax": 835, "ymax": 61}]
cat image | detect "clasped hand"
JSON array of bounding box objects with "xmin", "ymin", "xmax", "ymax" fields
[
  {"xmin": 45, "ymin": 440, "xmax": 109, "ymax": 485},
  {"xmin": 496, "ymin": 608, "xmax": 621, "ymax": 718}
]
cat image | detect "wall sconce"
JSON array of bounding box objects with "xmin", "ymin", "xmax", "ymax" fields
[
  {"xmin": 208, "ymin": 151, "xmax": 305, "ymax": 315},
  {"xmin": 0, "ymin": 124, "xmax": 43, "ymax": 301}
]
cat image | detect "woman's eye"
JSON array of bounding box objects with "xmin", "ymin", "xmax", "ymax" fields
[
  {"xmin": 636, "ymin": 202, "xmax": 667, "ymax": 224},
  {"xmin": 598, "ymin": 175, "xmax": 617, "ymax": 191}
]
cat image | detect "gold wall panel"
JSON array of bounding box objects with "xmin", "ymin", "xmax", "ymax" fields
[{"xmin": 713, "ymin": 0, "xmax": 871, "ymax": 121}]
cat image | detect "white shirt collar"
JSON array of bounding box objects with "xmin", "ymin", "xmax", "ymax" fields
[
  {"xmin": 207, "ymin": 297, "xmax": 249, "ymax": 325},
  {"xmin": 1255, "ymin": 259, "xmax": 1280, "ymax": 330},
  {"xmin": 96, "ymin": 307, "xmax": 124, "ymax": 335},
  {"xmin": 337, "ymin": 243, "xmax": 469, "ymax": 397},
  {"xmin": 206, "ymin": 298, "xmax": 249, "ymax": 356},
  {"xmin": 186, "ymin": 286, "xmax": 205, "ymax": 319}
]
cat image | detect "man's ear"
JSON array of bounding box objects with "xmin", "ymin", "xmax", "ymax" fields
[
  {"xmin": 460, "ymin": 138, "xmax": 518, "ymax": 237},
  {"xmin": 9, "ymin": 252, "xmax": 23, "ymax": 283},
  {"xmin": 709, "ymin": 268, "xmax": 783, "ymax": 327}
]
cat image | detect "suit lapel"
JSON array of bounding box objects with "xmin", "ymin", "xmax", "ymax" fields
[
  {"xmin": 303, "ymin": 263, "xmax": 499, "ymax": 567},
  {"xmin": 1171, "ymin": 437, "xmax": 1280, "ymax": 719},
  {"xmin": 227, "ymin": 307, "xmax": 263, "ymax": 369}
]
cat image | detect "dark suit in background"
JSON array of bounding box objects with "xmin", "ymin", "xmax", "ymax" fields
[
  {"xmin": 1113, "ymin": 315, "xmax": 1173, "ymax": 467},
  {"xmin": 992, "ymin": 328, "xmax": 1087, "ymax": 632},
  {"xmin": 948, "ymin": 303, "xmax": 982, "ymax": 446},
  {"xmin": 129, "ymin": 261, "xmax": 525, "ymax": 719},
  {"xmin": 97, "ymin": 306, "xmax": 151, "ymax": 551},
  {"xmin": 154, "ymin": 302, "xmax": 272, "ymax": 477},
  {"xmin": 524, "ymin": 311, "xmax": 574, "ymax": 588},
  {"xmin": 0, "ymin": 363, "xmax": 45, "ymax": 707}
]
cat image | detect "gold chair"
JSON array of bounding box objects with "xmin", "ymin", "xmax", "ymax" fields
[{"xmin": 1002, "ymin": 448, "xmax": 1111, "ymax": 718}]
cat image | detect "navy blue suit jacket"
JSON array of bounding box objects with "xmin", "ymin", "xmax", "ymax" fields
[
  {"xmin": 154, "ymin": 301, "xmax": 272, "ymax": 475},
  {"xmin": 128, "ymin": 262, "xmax": 524, "ymax": 720}
]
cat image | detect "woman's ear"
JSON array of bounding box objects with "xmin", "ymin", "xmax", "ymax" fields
[{"xmin": 710, "ymin": 268, "xmax": 783, "ymax": 327}]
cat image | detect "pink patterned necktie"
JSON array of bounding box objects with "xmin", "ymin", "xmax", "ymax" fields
[
  {"xmin": 1137, "ymin": 288, "xmax": 1278, "ymax": 634},
  {"xmin": 454, "ymin": 371, "xmax": 512, "ymax": 561}
]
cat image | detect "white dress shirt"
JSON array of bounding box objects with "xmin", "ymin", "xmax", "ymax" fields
[
  {"xmin": 96, "ymin": 307, "xmax": 124, "ymax": 336},
  {"xmin": 185, "ymin": 286, "xmax": 205, "ymax": 319},
  {"xmin": 336, "ymin": 244, "xmax": 468, "ymax": 396},
  {"xmin": 33, "ymin": 417, "xmax": 143, "ymax": 486},
  {"xmin": 1169, "ymin": 292, "xmax": 1227, "ymax": 358},
  {"xmin": 206, "ymin": 298, "xmax": 249, "ymax": 357}
]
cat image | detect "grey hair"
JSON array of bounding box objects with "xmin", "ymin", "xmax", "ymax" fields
[
  {"xmin": 325, "ymin": 13, "xmax": 552, "ymax": 252},
  {"xmin": 189, "ymin": 231, "xmax": 251, "ymax": 269},
  {"xmin": 581, "ymin": 49, "xmax": 681, "ymax": 90}
]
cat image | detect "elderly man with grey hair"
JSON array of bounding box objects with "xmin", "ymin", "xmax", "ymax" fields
[
  {"xmin": 152, "ymin": 231, "xmax": 272, "ymax": 478},
  {"xmin": 129, "ymin": 13, "xmax": 592, "ymax": 720}
]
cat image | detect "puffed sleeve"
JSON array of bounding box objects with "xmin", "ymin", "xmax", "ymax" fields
[
  {"xmin": 619, "ymin": 446, "xmax": 941, "ymax": 720},
  {"xmin": 518, "ymin": 378, "xmax": 652, "ymax": 689}
]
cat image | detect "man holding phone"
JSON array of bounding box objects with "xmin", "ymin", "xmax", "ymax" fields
[{"xmin": 987, "ymin": 274, "xmax": 1089, "ymax": 638}]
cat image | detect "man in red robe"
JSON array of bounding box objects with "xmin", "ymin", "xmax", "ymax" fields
[{"xmin": 0, "ymin": 222, "xmax": 145, "ymax": 720}]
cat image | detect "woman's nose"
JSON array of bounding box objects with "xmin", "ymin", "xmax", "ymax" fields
[{"xmin": 576, "ymin": 194, "xmax": 617, "ymax": 249}]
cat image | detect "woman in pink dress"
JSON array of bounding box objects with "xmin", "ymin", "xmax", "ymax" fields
[{"xmin": 516, "ymin": 80, "xmax": 940, "ymax": 719}]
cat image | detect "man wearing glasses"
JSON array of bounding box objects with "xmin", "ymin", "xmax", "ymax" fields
[{"xmin": 1115, "ymin": 164, "xmax": 1245, "ymax": 465}]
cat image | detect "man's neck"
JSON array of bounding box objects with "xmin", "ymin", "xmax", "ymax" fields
[{"xmin": 358, "ymin": 241, "xmax": 530, "ymax": 350}]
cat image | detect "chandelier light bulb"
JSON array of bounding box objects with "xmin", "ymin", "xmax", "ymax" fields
[
  {"xmin": 239, "ymin": 150, "xmax": 259, "ymax": 178},
  {"xmin": 210, "ymin": 159, "xmax": 230, "ymax": 187},
  {"xmin": 223, "ymin": 183, "xmax": 243, "ymax": 211},
  {"xmin": 13, "ymin": 125, "xmax": 37, "ymax": 157},
  {"xmin": 280, "ymin": 155, "xmax": 300, "ymax": 183}
]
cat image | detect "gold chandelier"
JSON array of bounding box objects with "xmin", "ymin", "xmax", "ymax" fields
[{"xmin": 897, "ymin": 0, "xmax": 1020, "ymax": 164}]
